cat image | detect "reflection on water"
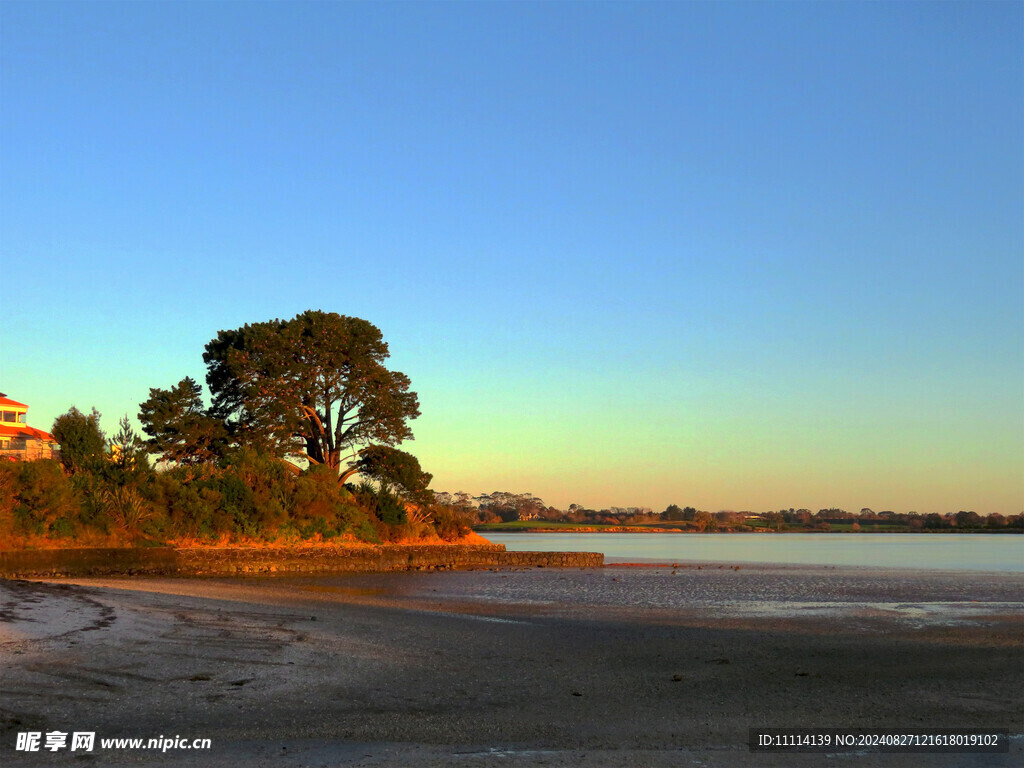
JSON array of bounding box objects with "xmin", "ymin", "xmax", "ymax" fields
[{"xmin": 484, "ymin": 532, "xmax": 1023, "ymax": 572}]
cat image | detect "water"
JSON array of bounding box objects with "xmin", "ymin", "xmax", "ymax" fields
[{"xmin": 483, "ymin": 532, "xmax": 1023, "ymax": 572}]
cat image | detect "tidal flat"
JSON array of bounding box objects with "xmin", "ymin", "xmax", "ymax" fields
[{"xmin": 1, "ymin": 565, "xmax": 1021, "ymax": 767}]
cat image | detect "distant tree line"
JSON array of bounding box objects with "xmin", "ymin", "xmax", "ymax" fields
[
  {"xmin": 748, "ymin": 507, "xmax": 1023, "ymax": 532},
  {"xmin": 448, "ymin": 493, "xmax": 1023, "ymax": 533}
]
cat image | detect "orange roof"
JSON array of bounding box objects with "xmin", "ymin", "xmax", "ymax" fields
[
  {"xmin": 0, "ymin": 424, "xmax": 55, "ymax": 442},
  {"xmin": 0, "ymin": 396, "xmax": 28, "ymax": 408}
]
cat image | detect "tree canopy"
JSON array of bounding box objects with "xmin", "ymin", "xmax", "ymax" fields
[
  {"xmin": 354, "ymin": 445, "xmax": 433, "ymax": 504},
  {"xmin": 136, "ymin": 310, "xmax": 422, "ymax": 494},
  {"xmin": 202, "ymin": 311, "xmax": 420, "ymax": 477},
  {"xmin": 138, "ymin": 377, "xmax": 227, "ymax": 465},
  {"xmin": 51, "ymin": 407, "xmax": 106, "ymax": 475}
]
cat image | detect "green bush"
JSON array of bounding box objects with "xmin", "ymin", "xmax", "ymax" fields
[
  {"xmin": 293, "ymin": 466, "xmax": 380, "ymax": 540},
  {"xmin": 0, "ymin": 463, "xmax": 17, "ymax": 539},
  {"xmin": 1, "ymin": 446, "xmax": 422, "ymax": 545},
  {"xmin": 6, "ymin": 460, "xmax": 80, "ymax": 536},
  {"xmin": 431, "ymin": 504, "xmax": 473, "ymax": 541},
  {"xmin": 221, "ymin": 449, "xmax": 291, "ymax": 533}
]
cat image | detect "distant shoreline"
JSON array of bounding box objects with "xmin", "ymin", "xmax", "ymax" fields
[{"xmin": 475, "ymin": 524, "xmax": 1022, "ymax": 534}]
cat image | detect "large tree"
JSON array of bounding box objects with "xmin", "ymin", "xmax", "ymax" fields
[{"xmin": 202, "ymin": 311, "xmax": 420, "ymax": 480}]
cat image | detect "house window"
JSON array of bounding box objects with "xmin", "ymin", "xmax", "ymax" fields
[
  {"xmin": 18, "ymin": 413, "xmax": 26, "ymax": 423},
  {"xmin": 2, "ymin": 411, "xmax": 15, "ymax": 422}
]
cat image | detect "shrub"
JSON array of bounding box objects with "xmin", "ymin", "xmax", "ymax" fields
[
  {"xmin": 0, "ymin": 462, "xmax": 19, "ymax": 540},
  {"xmin": 101, "ymin": 484, "xmax": 154, "ymax": 533},
  {"xmin": 293, "ymin": 466, "xmax": 379, "ymax": 541},
  {"xmin": 431, "ymin": 504, "xmax": 473, "ymax": 541},
  {"xmin": 7, "ymin": 460, "xmax": 81, "ymax": 537},
  {"xmin": 221, "ymin": 449, "xmax": 291, "ymax": 533}
]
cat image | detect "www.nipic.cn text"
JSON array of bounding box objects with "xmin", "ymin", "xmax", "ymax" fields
[{"xmin": 15, "ymin": 732, "xmax": 212, "ymax": 753}]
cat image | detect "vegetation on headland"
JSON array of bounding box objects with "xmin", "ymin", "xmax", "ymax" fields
[
  {"xmin": 459, "ymin": 494, "xmax": 1022, "ymax": 534},
  {"xmin": 1, "ymin": 312, "xmax": 475, "ymax": 549}
]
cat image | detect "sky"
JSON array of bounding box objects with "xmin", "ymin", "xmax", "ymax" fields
[{"xmin": 2, "ymin": 1, "xmax": 1021, "ymax": 515}]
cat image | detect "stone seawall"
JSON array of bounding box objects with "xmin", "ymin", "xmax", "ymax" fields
[{"xmin": 0, "ymin": 545, "xmax": 603, "ymax": 578}]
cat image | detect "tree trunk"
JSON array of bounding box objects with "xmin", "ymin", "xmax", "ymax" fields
[
  {"xmin": 327, "ymin": 448, "xmax": 342, "ymax": 470},
  {"xmin": 306, "ymin": 435, "xmax": 326, "ymax": 465}
]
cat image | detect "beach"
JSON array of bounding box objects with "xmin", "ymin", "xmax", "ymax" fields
[{"xmin": 1, "ymin": 565, "xmax": 1021, "ymax": 767}]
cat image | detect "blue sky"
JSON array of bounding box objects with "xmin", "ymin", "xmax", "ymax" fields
[{"xmin": 2, "ymin": 1, "xmax": 1021, "ymax": 514}]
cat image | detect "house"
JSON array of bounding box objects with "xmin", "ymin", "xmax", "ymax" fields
[{"xmin": 0, "ymin": 394, "xmax": 59, "ymax": 461}]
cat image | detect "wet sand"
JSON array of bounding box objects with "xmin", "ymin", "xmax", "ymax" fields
[{"xmin": 1, "ymin": 565, "xmax": 1021, "ymax": 767}]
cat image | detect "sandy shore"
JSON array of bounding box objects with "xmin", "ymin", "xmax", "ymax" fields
[{"xmin": 1, "ymin": 565, "xmax": 1021, "ymax": 767}]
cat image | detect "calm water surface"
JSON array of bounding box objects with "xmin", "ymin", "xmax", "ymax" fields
[{"xmin": 484, "ymin": 532, "xmax": 1023, "ymax": 572}]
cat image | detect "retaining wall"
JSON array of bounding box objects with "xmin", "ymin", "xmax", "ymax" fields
[{"xmin": 0, "ymin": 545, "xmax": 603, "ymax": 578}]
